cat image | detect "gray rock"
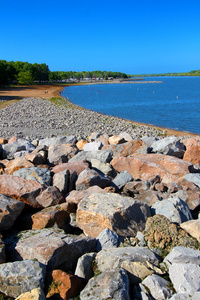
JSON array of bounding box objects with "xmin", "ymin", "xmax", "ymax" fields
[
  {"xmin": 2, "ymin": 138, "xmax": 35, "ymax": 159},
  {"xmin": 48, "ymin": 143, "xmax": 79, "ymax": 165},
  {"xmin": 0, "ymin": 194, "xmax": 25, "ymax": 231},
  {"xmin": 0, "ymin": 144, "xmax": 2, "ymax": 159},
  {"xmin": 169, "ymin": 292, "xmax": 200, "ymax": 299},
  {"xmin": 164, "ymin": 246, "xmax": 200, "ymax": 267},
  {"xmin": 112, "ymin": 170, "xmax": 133, "ymax": 190},
  {"xmin": 75, "ymin": 252, "xmax": 96, "ymax": 281},
  {"xmin": 6, "ymin": 228, "xmax": 96, "ymax": 270},
  {"xmin": 96, "ymin": 247, "xmax": 160, "ymax": 273},
  {"xmin": 69, "ymin": 149, "xmax": 113, "ymax": 164},
  {"xmin": 80, "ymin": 268, "xmax": 130, "ymax": 300},
  {"xmin": 169, "ymin": 263, "xmax": 200, "ymax": 293},
  {"xmin": 142, "ymin": 136, "xmax": 158, "ymax": 147},
  {"xmin": 76, "ymin": 168, "xmax": 111, "ymax": 191},
  {"xmin": 53, "ymin": 169, "xmax": 70, "ymax": 195},
  {"xmin": 91, "ymin": 158, "xmax": 116, "ymax": 177},
  {"xmin": 14, "ymin": 150, "xmax": 29, "ymax": 158},
  {"xmin": 83, "ymin": 141, "xmax": 102, "ymax": 151},
  {"xmin": 136, "ymin": 231, "xmax": 147, "ymax": 247},
  {"xmin": 151, "ymin": 196, "xmax": 192, "ymax": 224},
  {"xmin": 142, "ymin": 274, "xmax": 173, "ymax": 300},
  {"xmin": 38, "ymin": 135, "xmax": 77, "ymax": 147},
  {"xmin": 119, "ymin": 131, "xmax": 133, "ymax": 142},
  {"xmin": 184, "ymin": 173, "xmax": 200, "ymax": 189},
  {"xmin": 96, "ymin": 228, "xmax": 119, "ymax": 251},
  {"xmin": 13, "ymin": 167, "xmax": 52, "ymax": 186},
  {"xmin": 0, "ymin": 260, "xmax": 46, "ymax": 298},
  {"xmin": 151, "ymin": 136, "xmax": 185, "ymax": 158}
]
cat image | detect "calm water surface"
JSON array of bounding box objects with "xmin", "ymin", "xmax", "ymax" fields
[{"xmin": 61, "ymin": 77, "xmax": 200, "ymax": 134}]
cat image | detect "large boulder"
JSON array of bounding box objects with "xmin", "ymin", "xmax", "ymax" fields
[
  {"xmin": 142, "ymin": 274, "xmax": 173, "ymax": 299},
  {"xmin": 75, "ymin": 168, "xmax": 111, "ymax": 191},
  {"xmin": 80, "ymin": 268, "xmax": 130, "ymax": 300},
  {"xmin": 69, "ymin": 149, "xmax": 113, "ymax": 164},
  {"xmin": 38, "ymin": 136, "xmax": 77, "ymax": 147},
  {"xmin": 183, "ymin": 137, "xmax": 200, "ymax": 165},
  {"xmin": 51, "ymin": 160, "xmax": 90, "ymax": 174},
  {"xmin": 4, "ymin": 156, "xmax": 34, "ymax": 175},
  {"xmin": 76, "ymin": 192, "xmax": 151, "ymax": 237},
  {"xmin": 103, "ymin": 139, "xmax": 148, "ymax": 157},
  {"xmin": 164, "ymin": 246, "xmax": 200, "ymax": 267},
  {"xmin": 0, "ymin": 194, "xmax": 25, "ymax": 231},
  {"xmin": 180, "ymin": 220, "xmax": 200, "ymax": 242},
  {"xmin": 2, "ymin": 138, "xmax": 35, "ymax": 159},
  {"xmin": 13, "ymin": 167, "xmax": 52, "ymax": 186},
  {"xmin": 0, "ymin": 260, "xmax": 46, "ymax": 298},
  {"xmin": 0, "ymin": 174, "xmax": 45, "ymax": 208},
  {"xmin": 35, "ymin": 186, "xmax": 64, "ymax": 208},
  {"xmin": 6, "ymin": 228, "xmax": 96, "ymax": 271},
  {"xmin": 111, "ymin": 153, "xmax": 193, "ymax": 181}
]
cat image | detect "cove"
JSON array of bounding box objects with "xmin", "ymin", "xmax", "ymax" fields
[{"xmin": 61, "ymin": 76, "xmax": 200, "ymax": 135}]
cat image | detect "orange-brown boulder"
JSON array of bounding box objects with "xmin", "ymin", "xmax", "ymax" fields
[
  {"xmin": 4, "ymin": 157, "xmax": 34, "ymax": 175},
  {"xmin": 0, "ymin": 138, "xmax": 8, "ymax": 145},
  {"xmin": 51, "ymin": 160, "xmax": 90, "ymax": 175},
  {"xmin": 183, "ymin": 138, "xmax": 200, "ymax": 165},
  {"xmin": 46, "ymin": 269, "xmax": 84, "ymax": 299},
  {"xmin": 76, "ymin": 139, "xmax": 88, "ymax": 150},
  {"xmin": 25, "ymin": 152, "xmax": 45, "ymax": 165},
  {"xmin": 103, "ymin": 140, "xmax": 147, "ymax": 157},
  {"xmin": 108, "ymin": 135, "xmax": 125, "ymax": 145},
  {"xmin": 36, "ymin": 186, "xmax": 65, "ymax": 208},
  {"xmin": 111, "ymin": 154, "xmax": 193, "ymax": 181},
  {"xmin": 0, "ymin": 174, "xmax": 45, "ymax": 208}
]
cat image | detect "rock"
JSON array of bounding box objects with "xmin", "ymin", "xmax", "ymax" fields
[
  {"xmin": 0, "ymin": 234, "xmax": 5, "ymax": 264},
  {"xmin": 173, "ymin": 188, "xmax": 200, "ymax": 211},
  {"xmin": 65, "ymin": 186, "xmax": 106, "ymax": 212},
  {"xmin": 7, "ymin": 228, "xmax": 96, "ymax": 271},
  {"xmin": 75, "ymin": 168, "xmax": 111, "ymax": 191},
  {"xmin": 0, "ymin": 138, "xmax": 8, "ymax": 145},
  {"xmin": 143, "ymin": 215, "xmax": 200, "ymax": 256},
  {"xmin": 0, "ymin": 174, "xmax": 45, "ymax": 208},
  {"xmin": 80, "ymin": 268, "xmax": 130, "ymax": 300},
  {"xmin": 96, "ymin": 228, "xmax": 120, "ymax": 251},
  {"xmin": 38, "ymin": 136, "xmax": 77, "ymax": 147},
  {"xmin": 108, "ymin": 135, "xmax": 125, "ymax": 145},
  {"xmin": 164, "ymin": 246, "xmax": 200, "ymax": 267},
  {"xmin": 180, "ymin": 220, "xmax": 200, "ymax": 242},
  {"xmin": 183, "ymin": 137, "xmax": 200, "ymax": 165},
  {"xmin": 51, "ymin": 160, "xmax": 90, "ymax": 174},
  {"xmin": 76, "ymin": 139, "xmax": 88, "ymax": 150},
  {"xmin": 111, "ymin": 153, "xmax": 193, "ymax": 181},
  {"xmin": 151, "ymin": 136, "xmax": 185, "ymax": 158},
  {"xmin": 184, "ymin": 173, "xmax": 200, "ymax": 188},
  {"xmin": 119, "ymin": 131, "xmax": 133, "ymax": 142},
  {"xmin": 96, "ymin": 247, "xmax": 160, "ymax": 273},
  {"xmin": 133, "ymin": 283, "xmax": 153, "ymax": 300},
  {"xmin": 142, "ymin": 274, "xmax": 173, "ymax": 300},
  {"xmin": 169, "ymin": 292, "xmax": 200, "ymax": 299},
  {"xmin": 112, "ymin": 170, "xmax": 133, "ymax": 190},
  {"xmin": 75, "ymin": 252, "xmax": 97, "ymax": 281},
  {"xmin": 104, "ymin": 139, "xmax": 148, "ymax": 157},
  {"xmin": 53, "ymin": 169, "xmax": 70, "ymax": 195},
  {"xmin": 0, "ymin": 194, "xmax": 25, "ymax": 231},
  {"xmin": 169, "ymin": 263, "xmax": 200, "ymax": 293},
  {"xmin": 136, "ymin": 190, "xmax": 163, "ymax": 206},
  {"xmin": 142, "ymin": 136, "xmax": 158, "ymax": 147},
  {"xmin": 13, "ymin": 167, "xmax": 52, "ymax": 186},
  {"xmin": 76, "ymin": 192, "xmax": 151, "ymax": 237},
  {"xmin": 16, "ymin": 288, "xmax": 46, "ymax": 300},
  {"xmin": 4, "ymin": 156, "xmax": 34, "ymax": 175},
  {"xmin": 31, "ymin": 203, "xmax": 70, "ymax": 230},
  {"xmin": 35, "ymin": 186, "xmax": 64, "ymax": 208},
  {"xmin": 46, "ymin": 269, "xmax": 83, "ymax": 299},
  {"xmin": 2, "ymin": 138, "xmax": 35, "ymax": 160},
  {"xmin": 91, "ymin": 158, "xmax": 116, "ymax": 177},
  {"xmin": 48, "ymin": 143, "xmax": 79, "ymax": 165},
  {"xmin": 25, "ymin": 152, "xmax": 45, "ymax": 165},
  {"xmin": 88, "ymin": 132, "xmax": 101, "ymax": 142},
  {"xmin": 151, "ymin": 196, "xmax": 192, "ymax": 224},
  {"xmin": 83, "ymin": 141, "xmax": 102, "ymax": 151},
  {"xmin": 69, "ymin": 149, "xmax": 113, "ymax": 164},
  {"xmin": 0, "ymin": 260, "xmax": 46, "ymax": 298}
]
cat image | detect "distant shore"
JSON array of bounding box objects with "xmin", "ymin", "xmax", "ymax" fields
[{"xmin": 0, "ymin": 84, "xmax": 199, "ymax": 138}]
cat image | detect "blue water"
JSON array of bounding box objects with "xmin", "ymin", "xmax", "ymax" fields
[{"xmin": 61, "ymin": 77, "xmax": 200, "ymax": 134}]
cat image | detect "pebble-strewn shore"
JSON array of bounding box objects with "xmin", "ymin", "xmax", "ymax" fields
[{"xmin": 0, "ymin": 97, "xmax": 172, "ymax": 140}]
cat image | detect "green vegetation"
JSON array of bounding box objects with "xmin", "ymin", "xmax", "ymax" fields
[
  {"xmin": 0, "ymin": 59, "xmax": 130, "ymax": 86},
  {"xmin": 132, "ymin": 69, "xmax": 200, "ymax": 77}
]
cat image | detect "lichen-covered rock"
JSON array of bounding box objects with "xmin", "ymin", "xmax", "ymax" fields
[
  {"xmin": 35, "ymin": 186, "xmax": 64, "ymax": 208},
  {"xmin": 13, "ymin": 167, "xmax": 52, "ymax": 186},
  {"xmin": 4, "ymin": 156, "xmax": 34, "ymax": 175},
  {"xmin": 48, "ymin": 143, "xmax": 79, "ymax": 165},
  {"xmin": 0, "ymin": 260, "xmax": 46, "ymax": 298},
  {"xmin": 16, "ymin": 288, "xmax": 46, "ymax": 300},
  {"xmin": 75, "ymin": 168, "xmax": 111, "ymax": 191},
  {"xmin": 143, "ymin": 215, "xmax": 200, "ymax": 257}
]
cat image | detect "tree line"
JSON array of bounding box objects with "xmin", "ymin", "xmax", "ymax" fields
[
  {"xmin": 132, "ymin": 70, "xmax": 200, "ymax": 77},
  {"xmin": 0, "ymin": 60, "xmax": 129, "ymax": 86}
]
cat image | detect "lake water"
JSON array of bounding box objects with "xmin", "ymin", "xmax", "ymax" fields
[{"xmin": 61, "ymin": 77, "xmax": 200, "ymax": 134}]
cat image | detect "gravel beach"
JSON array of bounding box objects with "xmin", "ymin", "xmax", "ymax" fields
[{"xmin": 0, "ymin": 97, "xmax": 196, "ymax": 140}]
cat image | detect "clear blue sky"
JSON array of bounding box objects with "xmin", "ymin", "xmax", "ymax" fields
[{"xmin": 1, "ymin": 0, "xmax": 200, "ymax": 74}]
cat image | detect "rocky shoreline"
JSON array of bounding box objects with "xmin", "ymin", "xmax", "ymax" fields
[
  {"xmin": 0, "ymin": 124, "xmax": 200, "ymax": 299},
  {"xmin": 0, "ymin": 97, "xmax": 195, "ymax": 141}
]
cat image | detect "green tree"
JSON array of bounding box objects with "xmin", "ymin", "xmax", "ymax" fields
[{"xmin": 17, "ymin": 70, "xmax": 33, "ymax": 84}]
